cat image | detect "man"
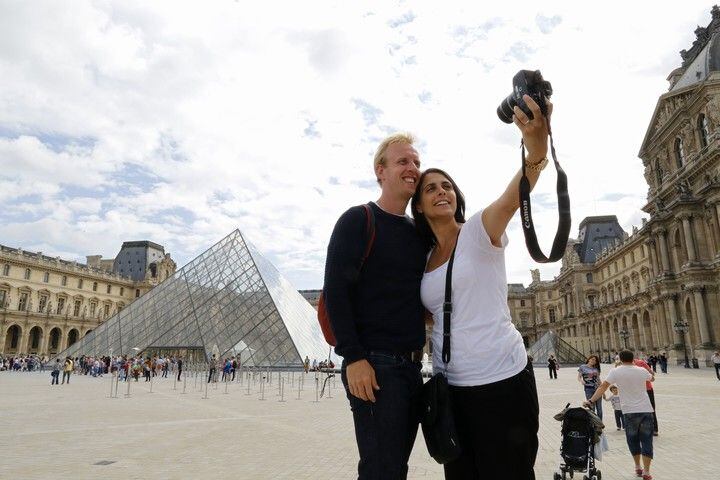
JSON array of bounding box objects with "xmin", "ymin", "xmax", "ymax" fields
[
  {"xmin": 585, "ymin": 350, "xmax": 655, "ymax": 480},
  {"xmin": 712, "ymin": 351, "xmax": 720, "ymax": 381},
  {"xmin": 633, "ymin": 357, "xmax": 659, "ymax": 436},
  {"xmin": 51, "ymin": 359, "xmax": 61, "ymax": 385},
  {"xmin": 207, "ymin": 354, "xmax": 216, "ymax": 383},
  {"xmin": 61, "ymin": 357, "xmax": 73, "ymax": 384},
  {"xmin": 324, "ymin": 132, "xmax": 426, "ymax": 479},
  {"xmin": 176, "ymin": 356, "xmax": 183, "ymax": 382}
]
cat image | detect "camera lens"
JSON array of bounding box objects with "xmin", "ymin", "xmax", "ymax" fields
[{"xmin": 496, "ymin": 95, "xmax": 516, "ymax": 124}]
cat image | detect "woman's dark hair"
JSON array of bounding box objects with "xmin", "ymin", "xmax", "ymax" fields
[
  {"xmin": 411, "ymin": 168, "xmax": 466, "ymax": 245},
  {"xmin": 586, "ymin": 354, "xmax": 601, "ymax": 373}
]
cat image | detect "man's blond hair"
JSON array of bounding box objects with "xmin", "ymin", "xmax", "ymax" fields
[{"xmin": 373, "ymin": 132, "xmax": 416, "ymax": 184}]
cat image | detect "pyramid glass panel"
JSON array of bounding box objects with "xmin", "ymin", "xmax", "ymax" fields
[{"xmin": 57, "ymin": 230, "xmax": 336, "ymax": 367}]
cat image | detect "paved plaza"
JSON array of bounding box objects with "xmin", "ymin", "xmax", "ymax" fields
[{"xmin": 0, "ymin": 364, "xmax": 717, "ymax": 479}]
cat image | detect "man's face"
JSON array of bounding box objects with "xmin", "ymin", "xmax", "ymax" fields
[{"xmin": 376, "ymin": 142, "xmax": 420, "ymax": 199}]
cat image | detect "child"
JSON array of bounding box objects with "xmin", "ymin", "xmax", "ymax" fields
[{"xmin": 604, "ymin": 385, "xmax": 623, "ymax": 430}]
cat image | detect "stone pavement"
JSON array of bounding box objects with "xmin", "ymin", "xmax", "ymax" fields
[{"xmin": 0, "ymin": 364, "xmax": 717, "ymax": 480}]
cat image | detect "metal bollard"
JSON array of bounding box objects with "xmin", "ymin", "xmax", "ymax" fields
[
  {"xmin": 327, "ymin": 374, "xmax": 333, "ymax": 399},
  {"xmin": 259, "ymin": 377, "xmax": 266, "ymax": 400},
  {"xmin": 245, "ymin": 373, "xmax": 252, "ymax": 395},
  {"xmin": 279, "ymin": 378, "xmax": 286, "ymax": 403},
  {"xmin": 114, "ymin": 372, "xmax": 120, "ymax": 398},
  {"xmin": 224, "ymin": 377, "xmax": 229, "ymax": 394},
  {"xmin": 109, "ymin": 371, "xmax": 114, "ymax": 398},
  {"xmin": 300, "ymin": 372, "xmax": 304, "ymax": 392},
  {"xmin": 149, "ymin": 372, "xmax": 154, "ymax": 394},
  {"xmin": 125, "ymin": 376, "xmax": 131, "ymax": 398},
  {"xmin": 313, "ymin": 377, "xmax": 319, "ymax": 403},
  {"xmin": 173, "ymin": 371, "xmax": 177, "ymax": 391},
  {"xmin": 203, "ymin": 374, "xmax": 209, "ymax": 399},
  {"xmin": 296, "ymin": 375, "xmax": 302, "ymax": 400},
  {"xmin": 181, "ymin": 370, "xmax": 187, "ymax": 395}
]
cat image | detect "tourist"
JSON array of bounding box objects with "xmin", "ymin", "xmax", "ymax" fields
[
  {"xmin": 604, "ymin": 384, "xmax": 624, "ymax": 430},
  {"xmin": 634, "ymin": 357, "xmax": 659, "ymax": 436},
  {"xmin": 324, "ymin": 131, "xmax": 427, "ymax": 479},
  {"xmin": 585, "ymin": 349, "xmax": 655, "ymax": 480},
  {"xmin": 303, "ymin": 356, "xmax": 310, "ymax": 373},
  {"xmin": 207, "ymin": 354, "xmax": 216, "ymax": 383},
  {"xmin": 712, "ymin": 351, "xmax": 720, "ymax": 381},
  {"xmin": 176, "ymin": 356, "xmax": 183, "ymax": 382},
  {"xmin": 62, "ymin": 357, "xmax": 73, "ymax": 384},
  {"xmin": 51, "ymin": 359, "xmax": 61, "ymax": 385},
  {"xmin": 659, "ymin": 352, "xmax": 668, "ymax": 373},
  {"xmin": 410, "ymin": 93, "xmax": 551, "ymax": 479},
  {"xmin": 548, "ymin": 354, "xmax": 559, "ymax": 379},
  {"xmin": 578, "ymin": 355, "xmax": 603, "ymax": 419}
]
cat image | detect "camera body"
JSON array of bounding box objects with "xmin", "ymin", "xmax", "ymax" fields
[{"xmin": 497, "ymin": 70, "xmax": 552, "ymax": 124}]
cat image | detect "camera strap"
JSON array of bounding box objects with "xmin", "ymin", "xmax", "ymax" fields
[{"xmin": 519, "ymin": 118, "xmax": 571, "ymax": 263}]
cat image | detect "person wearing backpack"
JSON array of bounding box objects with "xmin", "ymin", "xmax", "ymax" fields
[
  {"xmin": 51, "ymin": 359, "xmax": 61, "ymax": 385},
  {"xmin": 323, "ymin": 132, "xmax": 428, "ymax": 480}
]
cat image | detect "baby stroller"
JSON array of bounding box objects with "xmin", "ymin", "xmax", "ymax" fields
[{"xmin": 553, "ymin": 404, "xmax": 603, "ymax": 480}]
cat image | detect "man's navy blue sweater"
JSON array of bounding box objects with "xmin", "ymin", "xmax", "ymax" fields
[{"xmin": 323, "ymin": 202, "xmax": 428, "ymax": 364}]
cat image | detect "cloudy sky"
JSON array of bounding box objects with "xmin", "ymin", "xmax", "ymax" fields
[{"xmin": 0, "ymin": 1, "xmax": 715, "ymax": 289}]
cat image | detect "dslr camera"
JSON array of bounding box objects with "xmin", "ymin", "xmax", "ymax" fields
[{"xmin": 497, "ymin": 70, "xmax": 552, "ymax": 124}]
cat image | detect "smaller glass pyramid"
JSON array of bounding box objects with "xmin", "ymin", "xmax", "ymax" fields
[
  {"xmin": 527, "ymin": 331, "xmax": 587, "ymax": 366},
  {"xmin": 57, "ymin": 230, "xmax": 335, "ymax": 367}
]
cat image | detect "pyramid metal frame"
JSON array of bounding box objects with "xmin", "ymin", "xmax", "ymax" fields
[
  {"xmin": 527, "ymin": 331, "xmax": 587, "ymax": 366},
  {"xmin": 57, "ymin": 230, "xmax": 334, "ymax": 367}
]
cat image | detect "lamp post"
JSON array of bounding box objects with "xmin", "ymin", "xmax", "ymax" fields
[
  {"xmin": 618, "ymin": 329, "xmax": 630, "ymax": 349},
  {"xmin": 673, "ymin": 319, "xmax": 691, "ymax": 368}
]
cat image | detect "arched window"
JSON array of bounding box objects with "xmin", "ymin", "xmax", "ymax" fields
[
  {"xmin": 586, "ymin": 273, "xmax": 593, "ymax": 283},
  {"xmin": 24, "ymin": 268, "xmax": 31, "ymax": 280},
  {"xmin": 43, "ymin": 272, "xmax": 49, "ymax": 283},
  {"xmin": 698, "ymin": 113, "xmax": 709, "ymax": 148},
  {"xmin": 92, "ymin": 282, "xmax": 98, "ymax": 292},
  {"xmin": 675, "ymin": 137, "xmax": 685, "ymax": 168},
  {"xmin": 1, "ymin": 264, "xmax": 9, "ymax": 276}
]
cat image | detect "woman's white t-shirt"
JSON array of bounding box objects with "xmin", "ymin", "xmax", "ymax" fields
[{"xmin": 420, "ymin": 210, "xmax": 528, "ymax": 386}]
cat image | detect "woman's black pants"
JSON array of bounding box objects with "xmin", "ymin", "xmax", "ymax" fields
[{"xmin": 444, "ymin": 361, "xmax": 539, "ymax": 480}]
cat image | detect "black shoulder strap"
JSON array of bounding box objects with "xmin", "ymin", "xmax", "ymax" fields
[
  {"xmin": 519, "ymin": 118, "xmax": 571, "ymax": 263},
  {"xmin": 441, "ymin": 235, "xmax": 459, "ymax": 364}
]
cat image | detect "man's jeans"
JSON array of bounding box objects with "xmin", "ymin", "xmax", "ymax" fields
[
  {"xmin": 341, "ymin": 352, "xmax": 423, "ymax": 480},
  {"xmin": 623, "ymin": 412, "xmax": 654, "ymax": 458}
]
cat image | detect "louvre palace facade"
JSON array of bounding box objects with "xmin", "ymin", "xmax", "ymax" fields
[
  {"xmin": 508, "ymin": 8, "xmax": 720, "ymax": 366},
  {"xmin": 0, "ymin": 241, "xmax": 176, "ymax": 357}
]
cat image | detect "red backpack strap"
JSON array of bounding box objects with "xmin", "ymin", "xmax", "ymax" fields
[{"xmin": 360, "ymin": 203, "xmax": 376, "ymax": 264}]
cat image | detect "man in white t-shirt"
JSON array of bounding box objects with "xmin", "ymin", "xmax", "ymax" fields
[{"xmin": 585, "ymin": 349, "xmax": 655, "ymax": 480}]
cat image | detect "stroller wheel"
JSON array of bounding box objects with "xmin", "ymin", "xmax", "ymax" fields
[{"xmin": 554, "ymin": 474, "xmax": 561, "ymax": 480}]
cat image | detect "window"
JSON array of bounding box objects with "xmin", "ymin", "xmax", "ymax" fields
[
  {"xmin": 120, "ymin": 287, "xmax": 124, "ymax": 296},
  {"xmin": 106, "ymin": 284, "xmax": 111, "ymax": 294},
  {"xmin": 547, "ymin": 291, "xmax": 552, "ymax": 300},
  {"xmin": 675, "ymin": 137, "xmax": 685, "ymax": 168},
  {"xmin": 43, "ymin": 272, "xmax": 49, "ymax": 283},
  {"xmin": 39, "ymin": 294, "xmax": 48, "ymax": 313},
  {"xmin": 586, "ymin": 273, "xmax": 593, "ymax": 283},
  {"xmin": 24, "ymin": 268, "xmax": 31, "ymax": 280},
  {"xmin": 90, "ymin": 302, "xmax": 96, "ymax": 316},
  {"xmin": 135, "ymin": 289, "xmax": 140, "ymax": 298},
  {"xmin": 78, "ymin": 279, "xmax": 83, "ymax": 289},
  {"xmin": 588, "ymin": 295, "xmax": 595, "ymax": 308},
  {"xmin": 73, "ymin": 300, "xmax": 81, "ymax": 317},
  {"xmin": 0, "ymin": 290, "xmax": 6, "ymax": 308},
  {"xmin": 631, "ymin": 250, "xmax": 636, "ymax": 263},
  {"xmin": 92, "ymin": 282, "xmax": 98, "ymax": 292},
  {"xmin": 1, "ymin": 264, "xmax": 9, "ymax": 276},
  {"xmin": 549, "ymin": 308, "xmax": 556, "ymax": 323},
  {"xmin": 61, "ymin": 275, "xmax": 67, "ymax": 286},
  {"xmin": 18, "ymin": 292, "xmax": 28, "ymax": 311},
  {"xmin": 57, "ymin": 297, "xmax": 65, "ymax": 314},
  {"xmin": 699, "ymin": 113, "xmax": 709, "ymax": 148},
  {"xmin": 104, "ymin": 304, "xmax": 110, "ymax": 317},
  {"xmin": 520, "ymin": 299, "xmax": 526, "ymax": 307}
]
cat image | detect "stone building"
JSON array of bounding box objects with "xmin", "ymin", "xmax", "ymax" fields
[
  {"xmin": 507, "ymin": 7, "xmax": 720, "ymax": 366},
  {"xmin": 0, "ymin": 242, "xmax": 176, "ymax": 357}
]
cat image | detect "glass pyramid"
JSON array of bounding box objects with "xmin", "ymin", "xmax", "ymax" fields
[
  {"xmin": 58, "ymin": 230, "xmax": 335, "ymax": 367},
  {"xmin": 527, "ymin": 331, "xmax": 587, "ymax": 366}
]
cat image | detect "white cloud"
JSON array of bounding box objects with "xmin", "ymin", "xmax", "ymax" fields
[{"xmin": 0, "ymin": 0, "xmax": 715, "ymax": 288}]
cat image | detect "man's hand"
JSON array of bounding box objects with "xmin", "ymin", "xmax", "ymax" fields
[
  {"xmin": 583, "ymin": 400, "xmax": 593, "ymax": 409},
  {"xmin": 346, "ymin": 359, "xmax": 380, "ymax": 402},
  {"xmin": 512, "ymin": 94, "xmax": 552, "ymax": 162}
]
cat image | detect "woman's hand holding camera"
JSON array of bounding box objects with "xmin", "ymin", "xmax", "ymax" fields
[{"xmin": 512, "ymin": 94, "xmax": 552, "ymax": 164}]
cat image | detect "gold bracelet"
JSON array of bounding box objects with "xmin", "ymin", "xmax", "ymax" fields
[{"xmin": 525, "ymin": 156, "xmax": 548, "ymax": 172}]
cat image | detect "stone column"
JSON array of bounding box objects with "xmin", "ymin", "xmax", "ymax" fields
[
  {"xmin": 39, "ymin": 328, "xmax": 50, "ymax": 356},
  {"xmin": 703, "ymin": 210, "xmax": 717, "ymax": 259},
  {"xmin": 18, "ymin": 325, "xmax": 30, "ymax": 355},
  {"xmin": 714, "ymin": 202, "xmax": 720, "ymax": 254},
  {"xmin": 656, "ymin": 229, "xmax": 671, "ymax": 273},
  {"xmin": 58, "ymin": 328, "xmax": 68, "ymax": 353},
  {"xmin": 691, "ymin": 288, "xmax": 711, "ymax": 345},
  {"xmin": 679, "ymin": 214, "xmax": 697, "ymax": 263},
  {"xmin": 665, "ymin": 295, "xmax": 681, "ymax": 346}
]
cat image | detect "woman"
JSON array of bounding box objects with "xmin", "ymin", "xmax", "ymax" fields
[
  {"xmin": 411, "ymin": 95, "xmax": 551, "ymax": 480},
  {"xmin": 578, "ymin": 355, "xmax": 603, "ymax": 419},
  {"xmin": 548, "ymin": 354, "xmax": 559, "ymax": 379}
]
